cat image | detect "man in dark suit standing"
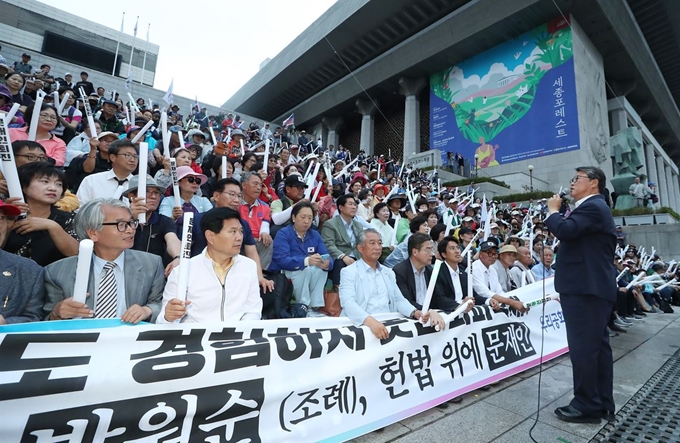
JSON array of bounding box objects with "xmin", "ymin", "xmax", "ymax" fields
[
  {"xmin": 44, "ymin": 199, "xmax": 165, "ymax": 323},
  {"xmin": 432, "ymin": 236, "xmax": 486, "ymax": 311},
  {"xmin": 393, "ymin": 233, "xmax": 434, "ymax": 309},
  {"xmin": 545, "ymin": 166, "xmax": 617, "ymax": 424}
]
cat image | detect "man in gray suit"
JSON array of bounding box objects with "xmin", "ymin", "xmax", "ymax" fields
[
  {"xmin": 321, "ymin": 194, "xmax": 364, "ymax": 289},
  {"xmin": 44, "ymin": 198, "xmax": 164, "ymax": 323},
  {"xmin": 0, "ymin": 200, "xmax": 45, "ymax": 324}
]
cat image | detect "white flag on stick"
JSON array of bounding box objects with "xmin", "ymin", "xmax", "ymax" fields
[{"xmin": 163, "ymin": 79, "xmax": 174, "ymax": 105}]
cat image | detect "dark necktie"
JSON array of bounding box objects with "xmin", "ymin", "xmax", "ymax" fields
[{"xmin": 95, "ymin": 262, "xmax": 118, "ymax": 318}]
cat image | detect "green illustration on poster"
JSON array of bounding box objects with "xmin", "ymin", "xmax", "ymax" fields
[{"xmin": 430, "ymin": 19, "xmax": 575, "ymax": 168}]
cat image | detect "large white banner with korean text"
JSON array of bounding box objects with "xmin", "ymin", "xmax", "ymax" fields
[{"xmin": 0, "ymin": 279, "xmax": 567, "ymax": 443}]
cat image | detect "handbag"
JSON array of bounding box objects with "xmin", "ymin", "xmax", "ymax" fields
[
  {"xmin": 319, "ymin": 287, "xmax": 342, "ymax": 317},
  {"xmin": 658, "ymin": 298, "xmax": 674, "ymax": 314}
]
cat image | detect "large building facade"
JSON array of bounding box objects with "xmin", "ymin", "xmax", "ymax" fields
[{"xmin": 225, "ymin": 0, "xmax": 680, "ymax": 211}]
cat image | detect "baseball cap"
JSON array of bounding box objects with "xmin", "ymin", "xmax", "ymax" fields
[
  {"xmin": 462, "ymin": 216, "xmax": 474, "ymax": 222},
  {"xmin": 479, "ymin": 240, "xmax": 499, "ymax": 252},
  {"xmin": 458, "ymin": 227, "xmax": 474, "ymax": 236},
  {"xmin": 284, "ymin": 175, "xmax": 308, "ymax": 188},
  {"xmin": 0, "ymin": 200, "xmax": 21, "ymax": 217}
]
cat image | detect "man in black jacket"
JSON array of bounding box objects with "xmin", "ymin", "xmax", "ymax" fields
[
  {"xmin": 393, "ymin": 233, "xmax": 433, "ymax": 310},
  {"xmin": 431, "ymin": 236, "xmax": 485, "ymax": 311}
]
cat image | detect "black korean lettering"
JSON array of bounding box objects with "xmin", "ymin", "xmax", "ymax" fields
[
  {"xmin": 197, "ymin": 388, "xmax": 261, "ymax": 441},
  {"xmin": 406, "ymin": 345, "xmax": 434, "ymax": 391},
  {"xmin": 209, "ymin": 328, "xmax": 271, "ymax": 372},
  {"xmin": 298, "ymin": 328, "xmax": 325, "ymax": 359},
  {"xmin": 440, "ymin": 333, "xmax": 484, "ymax": 379},
  {"xmin": 381, "ymin": 318, "xmax": 414, "ymax": 345},
  {"xmin": 482, "ymin": 323, "xmax": 536, "ymax": 371},
  {"xmin": 22, "ymin": 380, "xmax": 264, "ymax": 443},
  {"xmin": 323, "ymin": 376, "xmax": 367, "ymax": 415},
  {"xmin": 379, "ymin": 351, "xmax": 409, "ymax": 399},
  {"xmin": 0, "ymin": 332, "xmax": 98, "ymax": 401},
  {"xmin": 414, "ymin": 321, "xmax": 439, "ymax": 336},
  {"xmin": 469, "ymin": 304, "xmax": 494, "ymax": 323},
  {"xmin": 130, "ymin": 329, "xmax": 206, "ymax": 384},
  {"xmin": 279, "ymin": 389, "xmax": 322, "ymax": 431},
  {"xmin": 317, "ymin": 326, "xmax": 366, "ymax": 354},
  {"xmin": 496, "ymin": 296, "xmax": 527, "ymax": 318},
  {"xmin": 267, "ymin": 328, "xmax": 307, "ymax": 361}
]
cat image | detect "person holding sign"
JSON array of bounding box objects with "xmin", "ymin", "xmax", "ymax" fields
[
  {"xmin": 393, "ymin": 233, "xmax": 436, "ymax": 310},
  {"xmin": 9, "ymin": 104, "xmax": 66, "ymax": 166},
  {"xmin": 43, "ymin": 198, "xmax": 165, "ymax": 323},
  {"xmin": 471, "ymin": 240, "xmax": 527, "ymax": 313},
  {"xmin": 544, "ymin": 166, "xmax": 617, "ymax": 424},
  {"xmin": 158, "ymin": 207, "xmax": 262, "ymax": 323},
  {"xmin": 158, "ymin": 166, "xmax": 212, "ymax": 223},
  {"xmin": 0, "ymin": 200, "xmax": 45, "ymax": 324},
  {"xmin": 3, "ymin": 162, "xmax": 78, "ymax": 267},
  {"xmin": 432, "ymin": 236, "xmax": 483, "ymax": 312},
  {"xmin": 76, "ymin": 140, "xmax": 138, "ymax": 205},
  {"xmin": 339, "ymin": 228, "xmax": 445, "ymax": 339},
  {"xmin": 125, "ymin": 175, "xmax": 181, "ymax": 277}
]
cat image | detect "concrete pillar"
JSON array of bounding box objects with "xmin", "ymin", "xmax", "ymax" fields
[
  {"xmin": 644, "ymin": 145, "xmax": 658, "ymax": 191},
  {"xmin": 656, "ymin": 156, "xmax": 670, "ymax": 207},
  {"xmin": 670, "ymin": 172, "xmax": 679, "ymax": 211},
  {"xmin": 663, "ymin": 162, "xmax": 672, "ymax": 209},
  {"xmin": 609, "ymin": 108, "xmax": 628, "ymax": 133},
  {"xmin": 322, "ymin": 117, "xmax": 343, "ymax": 151},
  {"xmin": 355, "ymin": 99, "xmax": 378, "ymax": 156},
  {"xmin": 609, "ymin": 109, "xmax": 630, "ymax": 175},
  {"xmin": 666, "ymin": 166, "xmax": 675, "ymax": 210},
  {"xmin": 399, "ymin": 77, "xmax": 427, "ymax": 161}
]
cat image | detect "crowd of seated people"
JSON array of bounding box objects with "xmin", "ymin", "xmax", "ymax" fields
[{"xmin": 2, "ymin": 56, "xmax": 679, "ymax": 414}]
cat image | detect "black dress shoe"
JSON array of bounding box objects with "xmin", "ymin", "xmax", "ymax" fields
[
  {"xmin": 609, "ymin": 323, "xmax": 628, "ymax": 333},
  {"xmin": 448, "ymin": 395, "xmax": 463, "ymax": 404},
  {"xmin": 601, "ymin": 410, "xmax": 616, "ymax": 422},
  {"xmin": 436, "ymin": 402, "xmax": 449, "ymax": 409},
  {"xmin": 478, "ymin": 385, "xmax": 491, "ymax": 391},
  {"xmin": 554, "ymin": 405, "xmax": 601, "ymax": 424}
]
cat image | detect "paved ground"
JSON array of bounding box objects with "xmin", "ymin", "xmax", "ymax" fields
[{"xmin": 349, "ymin": 310, "xmax": 680, "ymax": 443}]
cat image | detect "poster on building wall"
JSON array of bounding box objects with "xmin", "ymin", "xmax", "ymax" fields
[
  {"xmin": 0, "ymin": 280, "xmax": 567, "ymax": 442},
  {"xmin": 430, "ymin": 17, "xmax": 580, "ymax": 169}
]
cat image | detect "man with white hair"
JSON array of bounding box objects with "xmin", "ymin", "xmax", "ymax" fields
[{"xmin": 44, "ymin": 198, "xmax": 165, "ymax": 323}]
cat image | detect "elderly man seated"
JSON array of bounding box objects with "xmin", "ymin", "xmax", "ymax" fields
[
  {"xmin": 44, "ymin": 198, "xmax": 165, "ymax": 323},
  {"xmin": 339, "ymin": 228, "xmax": 445, "ymax": 339},
  {"xmin": 531, "ymin": 248, "xmax": 555, "ymax": 281},
  {"xmin": 0, "ymin": 201, "xmax": 45, "ymax": 324},
  {"xmin": 471, "ymin": 240, "xmax": 527, "ymax": 313}
]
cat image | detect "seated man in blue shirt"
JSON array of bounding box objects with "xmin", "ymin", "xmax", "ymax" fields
[
  {"xmin": 339, "ymin": 228, "xmax": 445, "ymax": 339},
  {"xmin": 531, "ymin": 248, "xmax": 556, "ymax": 281}
]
